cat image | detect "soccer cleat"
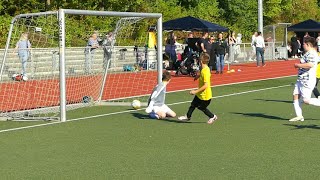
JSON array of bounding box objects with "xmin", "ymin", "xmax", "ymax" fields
[
  {"xmin": 145, "ymin": 106, "xmax": 153, "ymax": 113},
  {"xmin": 149, "ymin": 112, "xmax": 159, "ymax": 119},
  {"xmin": 178, "ymin": 115, "xmax": 190, "ymax": 122},
  {"xmin": 207, "ymin": 115, "xmax": 218, "ymax": 124},
  {"xmin": 289, "ymin": 116, "xmax": 304, "ymax": 122}
]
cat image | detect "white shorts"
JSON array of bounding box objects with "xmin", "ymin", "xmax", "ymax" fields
[
  {"xmin": 153, "ymin": 104, "xmax": 172, "ymax": 114},
  {"xmin": 293, "ymin": 81, "xmax": 315, "ymax": 100}
]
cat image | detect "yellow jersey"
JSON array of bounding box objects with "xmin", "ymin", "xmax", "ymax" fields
[
  {"xmin": 196, "ymin": 66, "xmax": 212, "ymax": 100},
  {"xmin": 316, "ymin": 63, "xmax": 320, "ymax": 78}
]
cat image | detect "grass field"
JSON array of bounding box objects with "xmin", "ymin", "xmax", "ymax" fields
[{"xmin": 1, "ymin": 76, "xmax": 320, "ymax": 179}]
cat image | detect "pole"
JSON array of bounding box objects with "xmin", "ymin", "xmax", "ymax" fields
[{"xmin": 258, "ymin": 0, "xmax": 263, "ymax": 33}]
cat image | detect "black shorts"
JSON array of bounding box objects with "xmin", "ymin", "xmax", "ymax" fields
[{"xmin": 191, "ymin": 96, "xmax": 211, "ymax": 110}]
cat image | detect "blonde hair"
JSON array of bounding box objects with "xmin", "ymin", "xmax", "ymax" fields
[
  {"xmin": 200, "ymin": 53, "xmax": 210, "ymax": 64},
  {"xmin": 19, "ymin": 33, "xmax": 28, "ymax": 41}
]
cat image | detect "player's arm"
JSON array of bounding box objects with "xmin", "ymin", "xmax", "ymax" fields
[
  {"xmin": 190, "ymin": 82, "xmax": 208, "ymax": 95},
  {"xmin": 201, "ymin": 43, "xmax": 206, "ymax": 52},
  {"xmin": 295, "ymin": 62, "xmax": 314, "ymax": 69}
]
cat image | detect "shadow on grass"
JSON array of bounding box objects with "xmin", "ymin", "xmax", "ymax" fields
[
  {"xmin": 254, "ymin": 99, "xmax": 292, "ymax": 104},
  {"xmin": 283, "ymin": 124, "xmax": 320, "ymax": 130},
  {"xmin": 130, "ymin": 112, "xmax": 204, "ymax": 123},
  {"xmin": 232, "ymin": 112, "xmax": 287, "ymax": 120}
]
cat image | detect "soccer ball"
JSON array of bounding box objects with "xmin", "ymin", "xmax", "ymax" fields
[
  {"xmin": 82, "ymin": 96, "xmax": 92, "ymax": 103},
  {"xmin": 131, "ymin": 100, "xmax": 141, "ymax": 109}
]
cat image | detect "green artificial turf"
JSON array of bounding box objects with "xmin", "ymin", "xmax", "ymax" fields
[{"xmin": 1, "ymin": 76, "xmax": 320, "ymax": 179}]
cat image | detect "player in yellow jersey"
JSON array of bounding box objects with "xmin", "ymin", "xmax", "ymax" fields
[
  {"xmin": 178, "ymin": 53, "xmax": 218, "ymax": 124},
  {"xmin": 312, "ymin": 54, "xmax": 320, "ymax": 98}
]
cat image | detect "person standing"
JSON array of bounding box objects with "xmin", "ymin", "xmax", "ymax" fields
[
  {"xmin": 249, "ymin": 32, "xmax": 257, "ymax": 61},
  {"xmin": 178, "ymin": 53, "xmax": 218, "ymax": 124},
  {"xmin": 227, "ymin": 31, "xmax": 236, "ymax": 63},
  {"xmin": 289, "ymin": 37, "xmax": 320, "ymax": 122},
  {"xmin": 199, "ymin": 32, "xmax": 209, "ymax": 53},
  {"xmin": 207, "ymin": 36, "xmax": 216, "ymax": 72},
  {"xmin": 84, "ymin": 32, "xmax": 99, "ymax": 74},
  {"xmin": 14, "ymin": 32, "xmax": 31, "ymax": 78},
  {"xmin": 316, "ymin": 32, "xmax": 320, "ymax": 52},
  {"xmin": 291, "ymin": 34, "xmax": 300, "ymax": 58},
  {"xmin": 103, "ymin": 31, "xmax": 113, "ymax": 69},
  {"xmin": 254, "ymin": 31, "xmax": 266, "ymax": 67},
  {"xmin": 214, "ymin": 33, "xmax": 227, "ymax": 74}
]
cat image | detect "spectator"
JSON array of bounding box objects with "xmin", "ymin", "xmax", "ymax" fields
[
  {"xmin": 227, "ymin": 31, "xmax": 237, "ymax": 63},
  {"xmin": 316, "ymin": 32, "xmax": 320, "ymax": 52},
  {"xmin": 14, "ymin": 32, "xmax": 31, "ymax": 78},
  {"xmin": 183, "ymin": 32, "xmax": 194, "ymax": 59},
  {"xmin": 234, "ymin": 33, "xmax": 242, "ymax": 62},
  {"xmin": 254, "ymin": 31, "xmax": 266, "ymax": 67},
  {"xmin": 84, "ymin": 32, "xmax": 99, "ymax": 74},
  {"xmin": 291, "ymin": 34, "xmax": 300, "ymax": 58},
  {"xmin": 301, "ymin": 32, "xmax": 310, "ymax": 52},
  {"xmin": 198, "ymin": 32, "xmax": 209, "ymax": 53},
  {"xmin": 214, "ymin": 33, "xmax": 227, "ymax": 74},
  {"xmin": 249, "ymin": 32, "xmax": 257, "ymax": 61},
  {"xmin": 184, "ymin": 32, "xmax": 193, "ymax": 44},
  {"xmin": 164, "ymin": 32, "xmax": 177, "ymax": 69},
  {"xmin": 207, "ymin": 36, "xmax": 216, "ymax": 72},
  {"xmin": 102, "ymin": 31, "xmax": 113, "ymax": 69}
]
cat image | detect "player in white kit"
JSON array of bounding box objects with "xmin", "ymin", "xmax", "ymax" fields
[{"xmin": 290, "ymin": 36, "xmax": 320, "ymax": 122}]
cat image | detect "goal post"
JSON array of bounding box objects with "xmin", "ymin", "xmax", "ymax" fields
[{"xmin": 0, "ymin": 9, "xmax": 163, "ymax": 122}]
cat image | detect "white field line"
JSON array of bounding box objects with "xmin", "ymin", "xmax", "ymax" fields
[
  {"xmin": 106, "ymin": 75, "xmax": 295, "ymax": 101},
  {"xmin": 0, "ymin": 82, "xmax": 293, "ymax": 134}
]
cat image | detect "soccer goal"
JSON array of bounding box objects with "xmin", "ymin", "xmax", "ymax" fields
[{"xmin": 0, "ymin": 9, "xmax": 163, "ymax": 122}]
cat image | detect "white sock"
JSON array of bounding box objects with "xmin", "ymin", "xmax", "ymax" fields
[
  {"xmin": 309, "ymin": 98, "xmax": 320, "ymax": 106},
  {"xmin": 293, "ymin": 100, "xmax": 302, "ymax": 117}
]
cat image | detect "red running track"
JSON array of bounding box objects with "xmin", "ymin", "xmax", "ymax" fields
[{"xmin": 0, "ymin": 60, "xmax": 299, "ymax": 112}]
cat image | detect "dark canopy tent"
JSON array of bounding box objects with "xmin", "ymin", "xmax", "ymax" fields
[
  {"xmin": 287, "ymin": 19, "xmax": 320, "ymax": 32},
  {"xmin": 163, "ymin": 16, "xmax": 228, "ymax": 32}
]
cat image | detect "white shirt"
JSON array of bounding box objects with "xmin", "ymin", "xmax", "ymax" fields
[
  {"xmin": 298, "ymin": 49, "xmax": 319, "ymax": 86},
  {"xmin": 255, "ymin": 35, "xmax": 265, "ymax": 48}
]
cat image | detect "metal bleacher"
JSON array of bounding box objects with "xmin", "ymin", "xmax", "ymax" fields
[{"xmin": 0, "ymin": 46, "xmax": 158, "ymax": 81}]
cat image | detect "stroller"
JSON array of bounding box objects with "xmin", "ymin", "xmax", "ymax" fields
[{"xmin": 175, "ymin": 51, "xmax": 200, "ymax": 77}]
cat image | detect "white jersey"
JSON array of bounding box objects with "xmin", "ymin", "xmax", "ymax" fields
[{"xmin": 297, "ymin": 49, "xmax": 319, "ymax": 87}]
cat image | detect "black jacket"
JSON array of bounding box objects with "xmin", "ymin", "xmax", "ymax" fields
[{"xmin": 213, "ymin": 39, "xmax": 227, "ymax": 55}]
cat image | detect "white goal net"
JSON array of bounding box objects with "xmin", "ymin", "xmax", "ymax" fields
[{"xmin": 0, "ymin": 9, "xmax": 163, "ymax": 121}]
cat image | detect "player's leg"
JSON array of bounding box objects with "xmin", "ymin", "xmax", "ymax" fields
[
  {"xmin": 312, "ymin": 78, "xmax": 320, "ymax": 98},
  {"xmin": 178, "ymin": 96, "xmax": 199, "ymax": 121},
  {"xmin": 197, "ymin": 99, "xmax": 218, "ymax": 124},
  {"xmin": 289, "ymin": 82, "xmax": 304, "ymax": 121},
  {"xmin": 162, "ymin": 104, "xmax": 176, "ymax": 118},
  {"xmin": 215, "ymin": 54, "xmax": 220, "ymax": 73},
  {"xmin": 149, "ymin": 106, "xmax": 160, "ymax": 119},
  {"xmin": 306, "ymin": 83, "xmax": 320, "ymax": 106}
]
